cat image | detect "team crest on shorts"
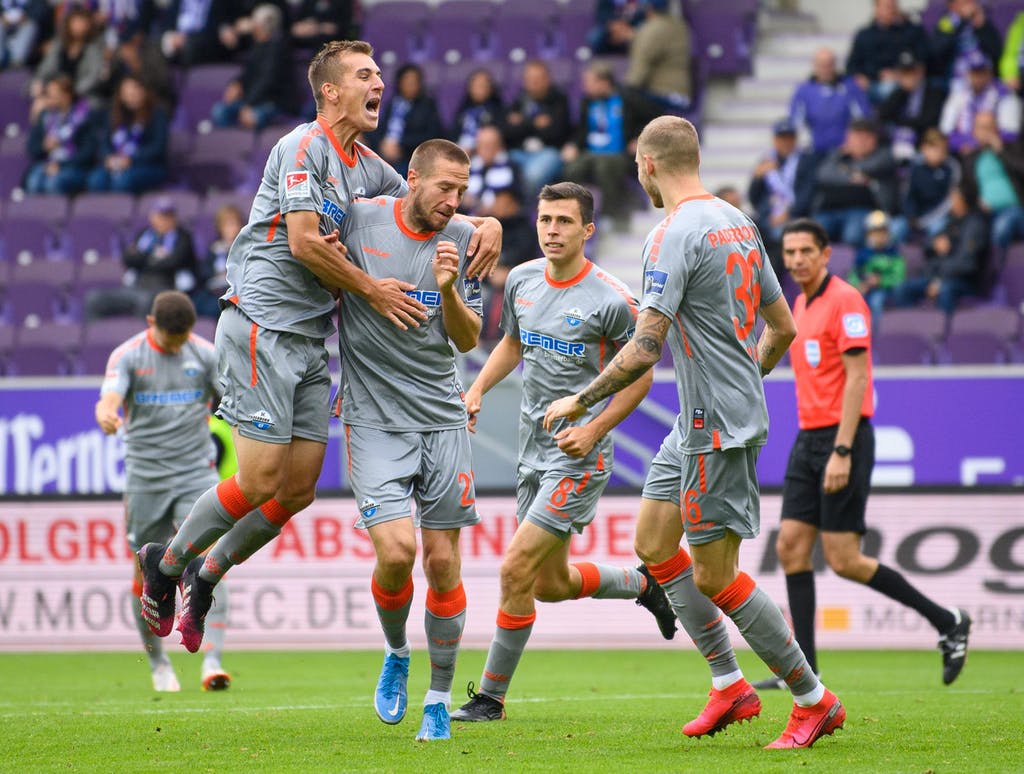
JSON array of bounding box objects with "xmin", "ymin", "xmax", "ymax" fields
[
  {"xmin": 563, "ymin": 307, "xmax": 585, "ymax": 327},
  {"xmin": 359, "ymin": 497, "xmax": 380, "ymax": 518},
  {"xmin": 250, "ymin": 409, "xmax": 275, "ymax": 431}
]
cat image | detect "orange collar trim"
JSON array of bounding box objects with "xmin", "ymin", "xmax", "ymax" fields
[
  {"xmin": 316, "ymin": 115, "xmax": 358, "ymax": 167},
  {"xmin": 393, "ymin": 199, "xmax": 436, "ymax": 241},
  {"xmin": 545, "ymin": 258, "xmax": 593, "ymax": 288}
]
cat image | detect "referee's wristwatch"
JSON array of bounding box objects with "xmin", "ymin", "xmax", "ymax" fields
[{"xmin": 833, "ymin": 444, "xmax": 853, "ymax": 457}]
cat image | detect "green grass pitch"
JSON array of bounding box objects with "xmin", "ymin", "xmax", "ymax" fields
[{"xmin": 2, "ymin": 649, "xmax": 1021, "ymax": 773}]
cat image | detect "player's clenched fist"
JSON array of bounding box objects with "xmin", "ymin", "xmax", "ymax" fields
[{"xmin": 432, "ymin": 240, "xmax": 460, "ymax": 291}]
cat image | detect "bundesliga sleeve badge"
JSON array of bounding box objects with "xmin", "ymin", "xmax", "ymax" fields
[{"xmin": 285, "ymin": 171, "xmax": 309, "ymax": 199}]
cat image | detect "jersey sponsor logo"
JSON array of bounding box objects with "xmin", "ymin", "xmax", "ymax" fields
[
  {"xmin": 515, "ymin": 297, "xmax": 534, "ymax": 306},
  {"xmin": 133, "ymin": 389, "xmax": 203, "ymax": 405},
  {"xmin": 358, "ymin": 497, "xmax": 380, "ymax": 518},
  {"xmin": 363, "ymin": 245, "xmax": 390, "ymax": 258},
  {"xmin": 644, "ymin": 269, "xmax": 669, "ymax": 296},
  {"xmin": 843, "ymin": 312, "xmax": 868, "ymax": 338},
  {"xmin": 285, "ymin": 171, "xmax": 309, "ymax": 198},
  {"xmin": 463, "ymin": 277, "xmax": 482, "ymax": 302},
  {"xmin": 563, "ymin": 307, "xmax": 585, "ymax": 327},
  {"xmin": 322, "ymin": 198, "xmax": 345, "ymax": 225},
  {"xmin": 805, "ymin": 339, "xmax": 821, "ymax": 368},
  {"xmin": 519, "ymin": 328, "xmax": 586, "ymax": 357},
  {"xmin": 134, "ymin": 368, "xmax": 154, "ymax": 376},
  {"xmin": 250, "ymin": 409, "xmax": 275, "ymax": 431},
  {"xmin": 692, "ymin": 408, "xmax": 705, "ymax": 430},
  {"xmin": 406, "ymin": 289, "xmax": 442, "ymax": 307}
]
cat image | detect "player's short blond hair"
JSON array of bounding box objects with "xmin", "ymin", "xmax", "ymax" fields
[
  {"xmin": 308, "ymin": 40, "xmax": 374, "ymax": 111},
  {"xmin": 637, "ymin": 116, "xmax": 700, "ymax": 174}
]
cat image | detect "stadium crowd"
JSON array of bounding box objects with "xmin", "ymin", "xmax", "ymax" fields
[{"xmin": 1, "ymin": 0, "xmax": 1024, "ymax": 373}]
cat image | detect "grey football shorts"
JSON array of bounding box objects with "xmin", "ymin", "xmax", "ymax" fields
[
  {"xmin": 346, "ymin": 424, "xmax": 480, "ymax": 531},
  {"xmin": 124, "ymin": 472, "xmax": 218, "ymax": 551},
  {"xmin": 643, "ymin": 424, "xmax": 762, "ymax": 545},
  {"xmin": 215, "ymin": 305, "xmax": 331, "ymax": 444},
  {"xmin": 517, "ymin": 464, "xmax": 612, "ymax": 537}
]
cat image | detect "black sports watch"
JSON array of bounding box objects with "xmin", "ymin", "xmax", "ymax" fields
[{"xmin": 833, "ymin": 444, "xmax": 852, "ymax": 457}]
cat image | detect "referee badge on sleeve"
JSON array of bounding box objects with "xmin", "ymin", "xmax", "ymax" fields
[{"xmin": 843, "ymin": 312, "xmax": 868, "ymax": 338}]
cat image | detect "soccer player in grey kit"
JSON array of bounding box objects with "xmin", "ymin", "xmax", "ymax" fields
[
  {"xmin": 546, "ymin": 116, "xmax": 845, "ymax": 749},
  {"xmin": 450, "ymin": 182, "xmax": 677, "ymax": 724},
  {"xmin": 333, "ymin": 139, "xmax": 481, "ymax": 742},
  {"xmin": 135, "ymin": 41, "xmax": 502, "ymax": 655},
  {"xmin": 95, "ymin": 291, "xmax": 230, "ymax": 692}
]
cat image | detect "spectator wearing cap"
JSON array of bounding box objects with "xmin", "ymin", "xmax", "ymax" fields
[
  {"xmin": 877, "ymin": 50, "xmax": 947, "ymax": 160},
  {"xmin": 87, "ymin": 74, "xmax": 169, "ymax": 194},
  {"xmin": 845, "ymin": 0, "xmax": 929, "ymax": 104},
  {"xmin": 463, "ymin": 124, "xmax": 523, "ymax": 218},
  {"xmin": 624, "ymin": 0, "xmax": 692, "ymax": 115},
  {"xmin": 24, "ymin": 74, "xmax": 100, "ymax": 195},
  {"xmin": 849, "ymin": 210, "xmax": 907, "ymax": 329},
  {"xmin": 890, "ymin": 183, "xmax": 990, "ymax": 315},
  {"xmin": 998, "ymin": 11, "xmax": 1024, "ymax": 95},
  {"xmin": 748, "ymin": 118, "xmax": 817, "ymax": 267},
  {"xmin": 890, "ymin": 128, "xmax": 960, "ymax": 245},
  {"xmin": 789, "ymin": 47, "xmax": 871, "ymax": 156},
  {"xmin": 211, "ymin": 4, "xmax": 295, "ymax": 131},
  {"xmin": 562, "ymin": 62, "xmax": 641, "ymax": 232},
  {"xmin": 85, "ymin": 197, "xmax": 199, "ymax": 320},
  {"xmin": 812, "ymin": 118, "xmax": 899, "ymax": 247},
  {"xmin": 960, "ymin": 111, "xmax": 1024, "ymax": 250},
  {"xmin": 940, "ymin": 50, "xmax": 1021, "ymax": 155},
  {"xmin": 929, "ymin": 0, "xmax": 1002, "ymax": 88}
]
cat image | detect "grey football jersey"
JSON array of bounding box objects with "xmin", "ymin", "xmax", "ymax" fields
[
  {"xmin": 502, "ymin": 258, "xmax": 638, "ymax": 471},
  {"xmin": 336, "ymin": 196, "xmax": 481, "ymax": 431},
  {"xmin": 639, "ymin": 195, "xmax": 783, "ymax": 454},
  {"xmin": 100, "ymin": 330, "xmax": 219, "ymax": 492},
  {"xmin": 224, "ymin": 117, "xmax": 406, "ymax": 338}
]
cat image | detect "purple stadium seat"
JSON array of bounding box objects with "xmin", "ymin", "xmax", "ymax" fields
[
  {"xmin": 0, "ymin": 133, "xmax": 25, "ymax": 157},
  {"xmin": 563, "ymin": 0, "xmax": 597, "ymax": 16},
  {"xmin": 364, "ymin": 1, "xmax": 433, "ymax": 25},
  {"xmin": 5, "ymin": 344, "xmax": 74, "ymax": 376},
  {"xmin": 433, "ymin": 0, "xmax": 497, "ymax": 22},
  {"xmin": 5, "ymin": 194, "xmax": 70, "ymax": 224},
  {"xmin": 182, "ymin": 158, "xmax": 251, "ymax": 195},
  {"xmin": 192, "ymin": 128, "xmax": 257, "ymax": 162},
  {"xmin": 498, "ymin": 23, "xmax": 567, "ymax": 61},
  {"xmin": 1000, "ymin": 247, "xmax": 1024, "ymax": 308},
  {"xmin": 69, "ymin": 192, "xmax": 136, "ymax": 222},
  {"xmin": 3, "ymin": 281, "xmax": 64, "ymax": 324},
  {"xmin": 500, "ymin": 0, "xmax": 563, "ymax": 20},
  {"xmin": 828, "ymin": 243, "xmax": 855, "ymax": 277},
  {"xmin": 10, "ymin": 257, "xmax": 76, "ymax": 289},
  {"xmin": 0, "ymin": 154, "xmax": 25, "ymax": 196},
  {"xmin": 362, "ymin": 16, "xmax": 434, "ymax": 65},
  {"xmin": 82, "ymin": 316, "xmax": 146, "ymax": 347},
  {"xmin": 76, "ymin": 343, "xmax": 117, "ymax": 375},
  {"xmin": 433, "ymin": 18, "xmax": 501, "ymax": 62},
  {"xmin": 64, "ymin": 218, "xmax": 124, "ymax": 261},
  {"xmin": 901, "ymin": 242, "xmax": 926, "ymax": 276},
  {"xmin": 948, "ymin": 306, "xmax": 1021, "ymax": 339},
  {"xmin": 0, "ymin": 323, "xmax": 13, "ymax": 356},
  {"xmin": 685, "ymin": 0, "xmax": 757, "ymax": 77},
  {"xmin": 1, "ymin": 216, "xmax": 64, "ymax": 262},
  {"xmin": 15, "ymin": 320, "xmax": 83, "ymax": 350},
  {"xmin": 192, "ymin": 317, "xmax": 218, "ymax": 343},
  {"xmin": 178, "ymin": 64, "xmax": 244, "ymax": 127},
  {"xmin": 875, "ymin": 307, "xmax": 947, "ymax": 340},
  {"xmin": 203, "ymin": 191, "xmax": 255, "ymax": 220},
  {"xmin": 872, "ymin": 331, "xmax": 935, "ymax": 365},
  {"xmin": 941, "ymin": 331, "xmax": 1011, "ymax": 364},
  {"xmin": 75, "ymin": 256, "xmax": 126, "ymax": 295},
  {"xmin": 919, "ymin": 0, "xmax": 946, "ymax": 31}
]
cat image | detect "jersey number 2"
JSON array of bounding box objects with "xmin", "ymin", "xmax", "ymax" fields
[{"xmin": 726, "ymin": 249, "xmax": 762, "ymax": 341}]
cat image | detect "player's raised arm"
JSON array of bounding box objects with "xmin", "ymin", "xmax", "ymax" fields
[
  {"xmin": 456, "ymin": 214, "xmax": 503, "ymax": 278},
  {"xmin": 433, "ymin": 239, "xmax": 481, "ymax": 352},
  {"xmin": 285, "ymin": 210, "xmax": 426, "ymax": 329},
  {"xmin": 543, "ymin": 308, "xmax": 670, "ymax": 431}
]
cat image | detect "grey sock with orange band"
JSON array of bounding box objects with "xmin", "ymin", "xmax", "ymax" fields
[
  {"xmin": 372, "ymin": 576, "xmax": 414, "ymax": 652},
  {"xmin": 648, "ymin": 547, "xmax": 741, "ymax": 680},
  {"xmin": 424, "ymin": 583, "xmax": 467, "ymax": 696},
  {"xmin": 478, "ymin": 609, "xmax": 536, "ymax": 701},
  {"xmin": 161, "ymin": 476, "xmax": 254, "ymax": 575},
  {"xmin": 571, "ymin": 562, "xmax": 645, "ymax": 599},
  {"xmin": 198, "ymin": 498, "xmax": 295, "ymax": 583},
  {"xmin": 712, "ymin": 572, "xmax": 820, "ymax": 701}
]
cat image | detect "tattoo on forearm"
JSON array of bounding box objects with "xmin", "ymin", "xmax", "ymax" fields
[
  {"xmin": 759, "ymin": 342, "xmax": 776, "ymax": 375},
  {"xmin": 579, "ymin": 311, "xmax": 668, "ymax": 407}
]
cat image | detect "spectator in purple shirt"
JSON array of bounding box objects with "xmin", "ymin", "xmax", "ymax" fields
[
  {"xmin": 939, "ymin": 50, "xmax": 1020, "ymax": 155},
  {"xmin": 789, "ymin": 47, "xmax": 871, "ymax": 156}
]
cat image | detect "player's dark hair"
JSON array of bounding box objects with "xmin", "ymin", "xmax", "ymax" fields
[
  {"xmin": 408, "ymin": 139, "xmax": 470, "ymax": 177},
  {"xmin": 308, "ymin": 40, "xmax": 374, "ymax": 111},
  {"xmin": 151, "ymin": 291, "xmax": 197, "ymax": 335},
  {"xmin": 538, "ymin": 182, "xmax": 595, "ymax": 225},
  {"xmin": 781, "ymin": 218, "xmax": 830, "ymax": 249}
]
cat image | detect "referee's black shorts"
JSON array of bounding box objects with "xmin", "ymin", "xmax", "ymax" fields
[{"xmin": 780, "ymin": 418, "xmax": 874, "ymax": 533}]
